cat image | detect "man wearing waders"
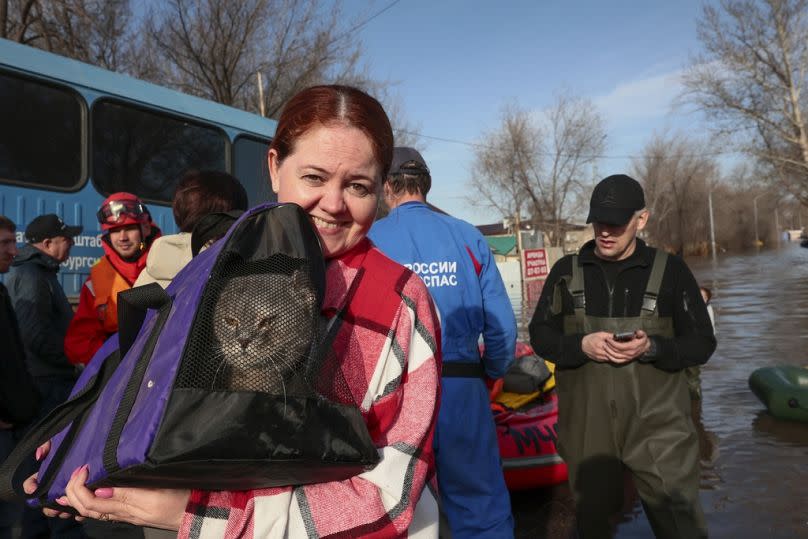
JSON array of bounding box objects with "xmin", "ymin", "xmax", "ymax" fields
[
  {"xmin": 370, "ymin": 148, "xmax": 516, "ymax": 538},
  {"xmin": 529, "ymin": 174, "xmax": 716, "ymax": 539}
]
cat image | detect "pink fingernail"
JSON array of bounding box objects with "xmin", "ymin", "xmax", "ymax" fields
[
  {"xmin": 35, "ymin": 447, "xmax": 42, "ymax": 461},
  {"xmin": 55, "ymin": 496, "xmax": 69, "ymax": 506},
  {"xmin": 94, "ymin": 487, "xmax": 114, "ymax": 498}
]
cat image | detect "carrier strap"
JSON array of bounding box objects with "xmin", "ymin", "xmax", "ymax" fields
[
  {"xmin": 0, "ymin": 349, "xmax": 122, "ymax": 502},
  {"xmin": 117, "ymin": 284, "xmax": 172, "ymax": 358},
  {"xmin": 103, "ymin": 291, "xmax": 173, "ymax": 477},
  {"xmin": 0, "ymin": 285, "xmax": 173, "ymax": 503}
]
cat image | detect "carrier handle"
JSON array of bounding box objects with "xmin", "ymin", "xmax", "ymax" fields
[
  {"xmin": 0, "ymin": 348, "xmax": 122, "ymax": 501},
  {"xmin": 117, "ymin": 284, "xmax": 172, "ymax": 359}
]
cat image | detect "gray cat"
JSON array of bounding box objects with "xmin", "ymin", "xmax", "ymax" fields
[{"xmin": 211, "ymin": 268, "xmax": 318, "ymax": 395}]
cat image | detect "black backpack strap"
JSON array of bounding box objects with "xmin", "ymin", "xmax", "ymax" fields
[
  {"xmin": 0, "ymin": 349, "xmax": 122, "ymax": 501},
  {"xmin": 641, "ymin": 250, "xmax": 669, "ymax": 314}
]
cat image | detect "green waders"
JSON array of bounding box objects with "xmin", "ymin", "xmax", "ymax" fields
[{"xmin": 554, "ymin": 250, "xmax": 707, "ymax": 539}]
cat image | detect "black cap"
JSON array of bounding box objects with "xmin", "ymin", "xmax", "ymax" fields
[
  {"xmin": 389, "ymin": 147, "xmax": 430, "ymax": 176},
  {"xmin": 25, "ymin": 214, "xmax": 83, "ymax": 243},
  {"xmin": 586, "ymin": 174, "xmax": 646, "ymax": 226}
]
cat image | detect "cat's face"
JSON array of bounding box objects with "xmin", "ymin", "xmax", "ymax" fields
[{"xmin": 212, "ymin": 269, "xmax": 317, "ymax": 375}]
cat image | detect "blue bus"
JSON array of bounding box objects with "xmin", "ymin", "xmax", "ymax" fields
[{"xmin": 0, "ymin": 38, "xmax": 277, "ymax": 299}]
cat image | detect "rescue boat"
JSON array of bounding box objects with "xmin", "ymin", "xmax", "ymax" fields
[
  {"xmin": 494, "ymin": 391, "xmax": 568, "ymax": 490},
  {"xmin": 489, "ymin": 342, "xmax": 568, "ymax": 490},
  {"xmin": 749, "ymin": 365, "xmax": 808, "ymax": 423}
]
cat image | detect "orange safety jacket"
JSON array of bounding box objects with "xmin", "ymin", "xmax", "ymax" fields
[
  {"xmin": 89, "ymin": 256, "xmax": 131, "ymax": 333},
  {"xmin": 64, "ymin": 225, "xmax": 160, "ymax": 365}
]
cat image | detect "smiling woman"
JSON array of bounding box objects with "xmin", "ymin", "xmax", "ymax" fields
[
  {"xmin": 268, "ymin": 124, "xmax": 381, "ymax": 258},
  {"xmin": 29, "ymin": 85, "xmax": 443, "ymax": 539}
]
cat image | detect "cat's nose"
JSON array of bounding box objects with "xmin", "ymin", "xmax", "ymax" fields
[{"xmin": 238, "ymin": 338, "xmax": 250, "ymax": 350}]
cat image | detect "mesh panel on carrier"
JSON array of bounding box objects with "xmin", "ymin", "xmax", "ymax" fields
[{"xmin": 176, "ymin": 251, "xmax": 353, "ymax": 403}]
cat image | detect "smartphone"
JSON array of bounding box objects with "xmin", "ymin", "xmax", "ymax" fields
[{"xmin": 613, "ymin": 331, "xmax": 636, "ymax": 342}]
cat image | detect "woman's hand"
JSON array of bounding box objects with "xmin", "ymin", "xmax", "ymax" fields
[
  {"xmin": 24, "ymin": 440, "xmax": 189, "ymax": 529},
  {"xmin": 62, "ymin": 465, "xmax": 190, "ymax": 530},
  {"xmin": 23, "ymin": 441, "xmax": 76, "ymax": 520}
]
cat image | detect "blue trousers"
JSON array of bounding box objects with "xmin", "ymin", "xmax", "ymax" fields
[{"xmin": 434, "ymin": 378, "xmax": 513, "ymax": 538}]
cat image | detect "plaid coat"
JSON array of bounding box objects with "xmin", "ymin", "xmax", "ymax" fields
[{"xmin": 179, "ymin": 239, "xmax": 442, "ymax": 538}]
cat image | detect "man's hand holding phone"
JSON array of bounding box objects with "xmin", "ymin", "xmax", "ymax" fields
[{"xmin": 603, "ymin": 330, "xmax": 650, "ymax": 364}]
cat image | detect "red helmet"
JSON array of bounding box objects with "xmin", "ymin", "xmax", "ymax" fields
[{"xmin": 97, "ymin": 192, "xmax": 151, "ymax": 231}]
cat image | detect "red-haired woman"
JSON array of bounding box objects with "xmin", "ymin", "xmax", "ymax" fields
[{"xmin": 27, "ymin": 85, "xmax": 442, "ymax": 538}]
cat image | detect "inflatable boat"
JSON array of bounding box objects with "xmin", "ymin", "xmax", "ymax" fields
[
  {"xmin": 488, "ymin": 342, "xmax": 567, "ymax": 490},
  {"xmin": 494, "ymin": 391, "xmax": 568, "ymax": 490},
  {"xmin": 749, "ymin": 365, "xmax": 808, "ymax": 423}
]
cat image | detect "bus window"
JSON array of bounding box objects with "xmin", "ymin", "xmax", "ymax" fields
[
  {"xmin": 233, "ymin": 135, "xmax": 275, "ymax": 206},
  {"xmin": 92, "ymin": 99, "xmax": 228, "ymax": 204},
  {"xmin": 0, "ymin": 70, "xmax": 83, "ymax": 190}
]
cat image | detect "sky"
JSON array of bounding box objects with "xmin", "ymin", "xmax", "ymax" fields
[{"xmin": 345, "ymin": 0, "xmax": 716, "ymax": 225}]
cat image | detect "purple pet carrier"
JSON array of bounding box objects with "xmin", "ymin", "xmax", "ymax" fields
[{"xmin": 0, "ymin": 203, "xmax": 379, "ymax": 509}]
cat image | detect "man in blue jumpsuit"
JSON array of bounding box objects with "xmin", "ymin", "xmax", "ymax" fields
[{"xmin": 370, "ymin": 147, "xmax": 517, "ymax": 538}]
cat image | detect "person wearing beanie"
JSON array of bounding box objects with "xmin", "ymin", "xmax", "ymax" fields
[
  {"xmin": 64, "ymin": 193, "xmax": 161, "ymax": 366},
  {"xmin": 529, "ymin": 174, "xmax": 716, "ymax": 538},
  {"xmin": 369, "ymin": 147, "xmax": 517, "ymax": 538}
]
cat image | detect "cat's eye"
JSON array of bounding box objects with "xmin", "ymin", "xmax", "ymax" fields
[
  {"xmin": 224, "ymin": 317, "xmax": 238, "ymax": 327},
  {"xmin": 257, "ymin": 316, "xmax": 273, "ymax": 329}
]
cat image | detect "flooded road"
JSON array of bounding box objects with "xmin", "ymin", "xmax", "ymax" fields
[{"xmin": 511, "ymin": 243, "xmax": 808, "ymax": 538}]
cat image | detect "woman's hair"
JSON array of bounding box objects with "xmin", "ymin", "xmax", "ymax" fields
[
  {"xmin": 0, "ymin": 215, "xmax": 15, "ymax": 233},
  {"xmin": 173, "ymin": 170, "xmax": 249, "ymax": 232},
  {"xmin": 270, "ymin": 85, "xmax": 394, "ymax": 179}
]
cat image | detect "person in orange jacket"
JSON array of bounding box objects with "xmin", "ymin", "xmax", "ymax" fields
[{"xmin": 65, "ymin": 192, "xmax": 160, "ymax": 365}]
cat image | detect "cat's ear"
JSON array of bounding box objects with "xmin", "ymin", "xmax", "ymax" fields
[{"xmin": 291, "ymin": 268, "xmax": 317, "ymax": 307}]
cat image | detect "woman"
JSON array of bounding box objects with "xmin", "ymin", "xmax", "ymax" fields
[
  {"xmin": 134, "ymin": 169, "xmax": 249, "ymax": 289},
  {"xmin": 26, "ymin": 85, "xmax": 442, "ymax": 538}
]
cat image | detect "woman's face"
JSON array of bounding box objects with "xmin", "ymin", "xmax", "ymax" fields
[{"xmin": 268, "ymin": 124, "xmax": 381, "ymax": 259}]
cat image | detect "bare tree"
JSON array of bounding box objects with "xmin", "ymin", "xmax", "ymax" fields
[
  {"xmin": 146, "ymin": 0, "xmax": 269, "ymax": 108},
  {"xmin": 632, "ymin": 133, "xmax": 719, "ymax": 255},
  {"xmin": 1, "ymin": 0, "xmax": 135, "ymax": 71},
  {"xmin": 1, "ymin": 0, "xmax": 40, "ymax": 42},
  {"xmin": 469, "ymin": 95, "xmax": 606, "ymax": 246},
  {"xmin": 682, "ymin": 0, "xmax": 808, "ymax": 204},
  {"xmin": 147, "ymin": 0, "xmax": 380, "ymax": 116}
]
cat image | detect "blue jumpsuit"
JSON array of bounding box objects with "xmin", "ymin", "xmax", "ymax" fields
[{"xmin": 370, "ymin": 201, "xmax": 516, "ymax": 538}]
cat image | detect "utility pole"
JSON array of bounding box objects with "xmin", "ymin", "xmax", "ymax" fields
[
  {"xmin": 775, "ymin": 208, "xmax": 781, "ymax": 247},
  {"xmin": 708, "ymin": 190, "xmax": 717, "ymax": 260},
  {"xmin": 256, "ymin": 72, "xmax": 266, "ymax": 117},
  {"xmin": 753, "ymin": 194, "xmax": 764, "ymax": 247}
]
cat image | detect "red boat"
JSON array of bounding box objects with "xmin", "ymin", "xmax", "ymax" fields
[
  {"xmin": 494, "ymin": 391, "xmax": 568, "ymax": 490},
  {"xmin": 486, "ymin": 341, "xmax": 568, "ymax": 491}
]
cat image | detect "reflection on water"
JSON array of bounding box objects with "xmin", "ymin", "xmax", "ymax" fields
[{"xmin": 512, "ymin": 243, "xmax": 808, "ymax": 538}]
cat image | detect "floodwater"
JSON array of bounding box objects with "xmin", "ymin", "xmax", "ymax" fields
[{"xmin": 511, "ymin": 242, "xmax": 808, "ymax": 538}]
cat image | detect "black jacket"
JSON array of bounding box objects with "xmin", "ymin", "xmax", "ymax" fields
[
  {"xmin": 0, "ymin": 282, "xmax": 40, "ymax": 424},
  {"xmin": 529, "ymin": 239, "xmax": 716, "ymax": 372},
  {"xmin": 5, "ymin": 244, "xmax": 76, "ymax": 378}
]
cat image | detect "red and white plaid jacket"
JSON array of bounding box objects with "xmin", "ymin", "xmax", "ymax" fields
[{"xmin": 178, "ymin": 239, "xmax": 441, "ymax": 538}]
